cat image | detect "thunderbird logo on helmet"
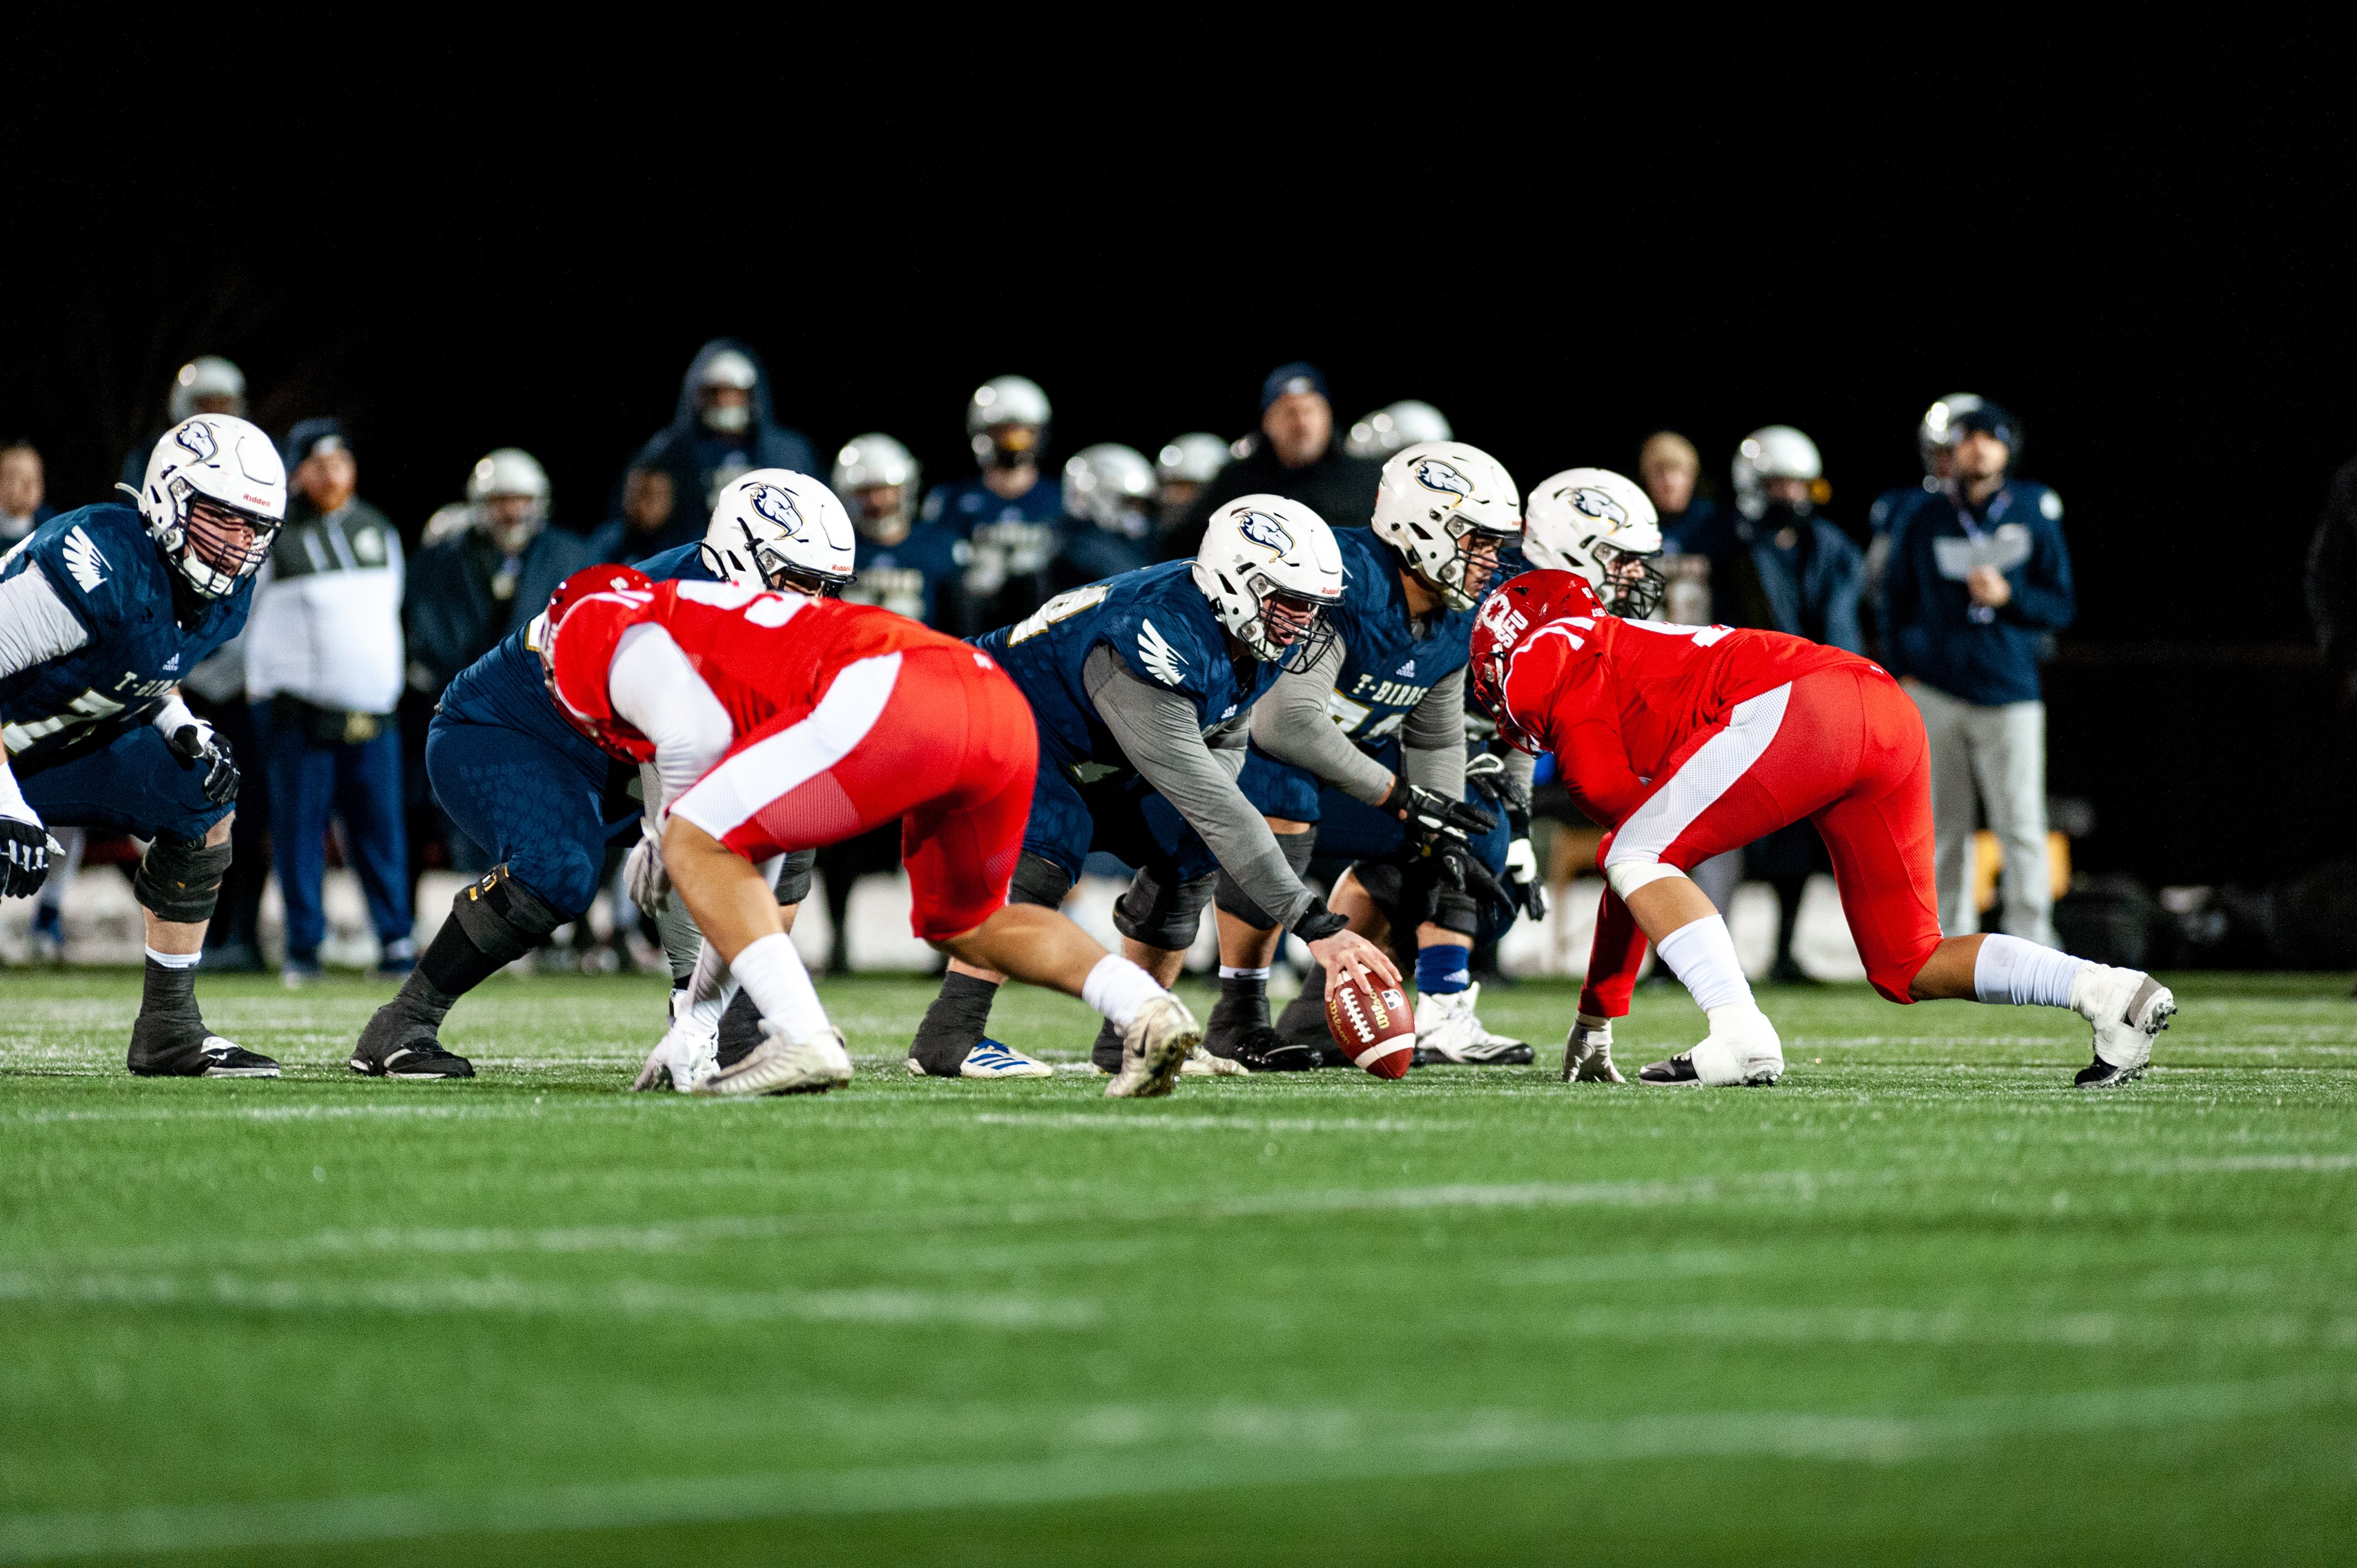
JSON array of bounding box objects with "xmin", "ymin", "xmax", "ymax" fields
[
  {"xmin": 1415, "ymin": 459, "xmax": 1473, "ymax": 506},
  {"xmin": 1570, "ymin": 486, "xmax": 1628, "ymax": 528},
  {"xmin": 1236, "ymin": 509, "xmax": 1294, "ymax": 555},
  {"xmin": 174, "ymin": 422, "xmax": 218, "ymax": 463},
  {"xmin": 749, "ymin": 484, "xmax": 806, "ymax": 536}
]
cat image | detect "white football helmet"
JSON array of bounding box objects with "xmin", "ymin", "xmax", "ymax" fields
[
  {"xmin": 967, "ymin": 375, "xmax": 1051, "ymax": 469},
  {"xmin": 1370, "ymin": 440, "xmax": 1523, "ymax": 610},
  {"xmin": 702, "ymin": 470, "xmax": 856, "ymax": 596},
  {"xmin": 1063, "ymin": 444, "xmax": 1156, "ymax": 539},
  {"xmin": 832, "ymin": 433, "xmax": 920, "ymax": 539},
  {"xmin": 167, "ymin": 356, "xmax": 247, "ymax": 422},
  {"xmin": 467, "ymin": 448, "xmax": 549, "ymax": 508},
  {"xmin": 1156, "ymin": 432, "xmax": 1229, "ymax": 488},
  {"xmin": 1345, "ymin": 399, "xmax": 1453, "ymax": 460},
  {"xmin": 1731, "ymin": 426, "xmax": 1823, "ymax": 521},
  {"xmin": 135, "ymin": 414, "xmax": 286, "ymax": 598},
  {"xmin": 1917, "ymin": 393, "xmax": 1983, "ymax": 473},
  {"xmin": 1525, "ymin": 468, "xmax": 1666, "ymax": 620},
  {"xmin": 1193, "ymin": 494, "xmax": 1345, "ymax": 663}
]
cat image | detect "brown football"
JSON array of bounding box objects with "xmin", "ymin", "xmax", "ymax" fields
[{"xmin": 1325, "ymin": 970, "xmax": 1415, "ymax": 1080}]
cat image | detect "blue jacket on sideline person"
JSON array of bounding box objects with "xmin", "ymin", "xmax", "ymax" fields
[{"xmin": 1880, "ymin": 479, "xmax": 2074, "ymax": 706}]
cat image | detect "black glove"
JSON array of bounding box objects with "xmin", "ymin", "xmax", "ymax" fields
[
  {"xmin": 1382, "ymin": 776, "xmax": 1495, "ymax": 847},
  {"xmin": 1465, "ymin": 751, "xmax": 1510, "ymax": 808},
  {"xmin": 1, "ymin": 814, "xmax": 58, "ymax": 899},
  {"xmin": 1430, "ymin": 838, "xmax": 1504, "ymax": 908},
  {"xmin": 167, "ymin": 723, "xmax": 240, "ymax": 805}
]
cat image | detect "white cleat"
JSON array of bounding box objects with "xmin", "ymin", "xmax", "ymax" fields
[
  {"xmin": 694, "ymin": 1020, "xmax": 853, "ymax": 1097},
  {"xmin": 1638, "ymin": 1005, "xmax": 1783, "ymax": 1087},
  {"xmin": 1178, "ymin": 1043, "xmax": 1249, "ymax": 1077},
  {"xmin": 1413, "ymin": 982, "xmax": 1535, "ymax": 1065},
  {"xmin": 1562, "ymin": 1019, "xmax": 1625, "ymax": 1083},
  {"xmin": 2070, "ymin": 964, "xmax": 2175, "ymax": 1087},
  {"xmin": 1107, "ymin": 996, "xmax": 1203, "ymax": 1098},
  {"xmin": 901, "ymin": 1040, "xmax": 1054, "ymax": 1080},
  {"xmin": 632, "ymin": 992, "xmax": 719, "ymax": 1092}
]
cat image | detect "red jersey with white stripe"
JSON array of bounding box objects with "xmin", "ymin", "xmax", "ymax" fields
[
  {"xmin": 550, "ymin": 579, "xmax": 967, "ymax": 756},
  {"xmin": 1500, "ymin": 599, "xmax": 1871, "ymax": 829}
]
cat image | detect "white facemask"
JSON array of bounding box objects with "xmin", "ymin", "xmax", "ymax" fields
[{"xmin": 703, "ymin": 401, "xmax": 752, "ymax": 435}]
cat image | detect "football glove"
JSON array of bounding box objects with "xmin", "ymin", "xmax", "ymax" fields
[
  {"xmin": 624, "ymin": 837, "xmax": 670, "ymax": 915},
  {"xmin": 1563, "ymin": 1014, "xmax": 1624, "ymax": 1082},
  {"xmin": 0, "ymin": 810, "xmax": 59, "ymax": 899},
  {"xmin": 1382, "ymin": 777, "xmax": 1495, "ymax": 846},
  {"xmin": 162, "ymin": 720, "xmax": 240, "ymax": 804},
  {"xmin": 1502, "ymin": 810, "xmax": 1547, "ymax": 922},
  {"xmin": 1429, "ymin": 838, "xmax": 1504, "ymax": 909}
]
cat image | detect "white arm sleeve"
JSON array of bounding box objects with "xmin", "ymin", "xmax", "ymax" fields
[
  {"xmin": 0, "ymin": 565, "xmax": 91, "ymax": 679},
  {"xmin": 606, "ymin": 625, "xmax": 734, "ymax": 807}
]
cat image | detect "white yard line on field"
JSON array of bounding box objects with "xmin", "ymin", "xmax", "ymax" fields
[{"xmin": 0, "ymin": 1375, "xmax": 2344, "ymax": 1562}]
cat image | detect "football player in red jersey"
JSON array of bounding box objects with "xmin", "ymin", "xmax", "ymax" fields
[
  {"xmin": 1470, "ymin": 564, "xmax": 2173, "ymax": 1089},
  {"xmin": 537, "ymin": 566, "xmax": 1203, "ymax": 1098}
]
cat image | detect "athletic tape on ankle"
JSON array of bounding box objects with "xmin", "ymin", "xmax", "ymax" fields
[{"xmin": 1604, "ymin": 859, "xmax": 1682, "ymax": 902}]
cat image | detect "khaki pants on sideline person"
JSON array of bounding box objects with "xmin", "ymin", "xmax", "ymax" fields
[{"xmin": 1905, "ymin": 679, "xmax": 2055, "ymax": 947}]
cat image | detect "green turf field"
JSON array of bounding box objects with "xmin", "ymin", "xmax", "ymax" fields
[{"xmin": 2, "ymin": 968, "xmax": 2353, "ymax": 1565}]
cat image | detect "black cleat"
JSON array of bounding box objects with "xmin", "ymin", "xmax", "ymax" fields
[
  {"xmin": 128, "ymin": 1028, "xmax": 280, "ymax": 1079},
  {"xmin": 1227, "ymin": 1027, "xmax": 1321, "ymax": 1072},
  {"xmin": 351, "ymin": 1008, "xmax": 475, "ymax": 1079},
  {"xmin": 2073, "ymin": 1054, "xmax": 2146, "ymax": 1088},
  {"xmin": 1636, "ymin": 1051, "xmax": 1702, "ymax": 1086}
]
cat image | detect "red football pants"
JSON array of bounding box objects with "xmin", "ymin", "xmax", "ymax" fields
[
  {"xmin": 1583, "ymin": 664, "xmax": 1940, "ymax": 1013},
  {"xmin": 670, "ymin": 645, "xmax": 1038, "ymax": 941}
]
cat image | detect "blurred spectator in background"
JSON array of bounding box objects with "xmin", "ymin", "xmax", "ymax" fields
[
  {"xmin": 1867, "ymin": 394, "xmax": 1982, "ymax": 641},
  {"xmin": 119, "ymin": 357, "xmax": 247, "ymax": 489},
  {"xmin": 590, "ymin": 340, "xmax": 815, "ymax": 564},
  {"xmin": 1153, "ymin": 432, "xmax": 1229, "ymax": 558},
  {"xmin": 1, "ymin": 439, "xmax": 53, "ymax": 545},
  {"xmin": 833, "ymin": 433, "xmax": 966, "ymax": 628},
  {"xmin": 1343, "ymin": 399, "xmax": 1451, "ymax": 458},
  {"xmin": 1882, "ymin": 401, "xmax": 2074, "ymax": 946},
  {"xmin": 408, "ymin": 450, "xmax": 588, "ymax": 697},
  {"xmin": 1176, "ymin": 362, "xmax": 1384, "ymax": 550},
  {"xmin": 2302, "ymin": 451, "xmax": 2357, "ymax": 717},
  {"xmin": 927, "ymin": 375, "xmax": 1061, "ymax": 635},
  {"xmin": 247, "ymin": 420, "xmax": 413, "ymax": 982},
  {"xmin": 1641, "ymin": 431, "xmax": 1715, "ymax": 541},
  {"xmin": 1660, "ymin": 426, "xmax": 1864, "ymax": 979},
  {"xmin": 1052, "ymin": 443, "xmax": 1157, "ymax": 591}
]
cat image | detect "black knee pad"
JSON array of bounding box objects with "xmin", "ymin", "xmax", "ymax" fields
[
  {"xmin": 1213, "ymin": 831, "xmax": 1318, "ymax": 929},
  {"xmin": 774, "ymin": 848, "xmax": 816, "ymax": 907},
  {"xmin": 449, "ymin": 863, "xmax": 568, "ymax": 966},
  {"xmin": 1432, "ymin": 883, "xmax": 1482, "ymax": 938},
  {"xmin": 132, "ymin": 834, "xmax": 235, "ymax": 924},
  {"xmin": 1007, "ymin": 852, "xmax": 1072, "ymax": 911},
  {"xmin": 1115, "ymin": 869, "xmax": 1215, "ymax": 951}
]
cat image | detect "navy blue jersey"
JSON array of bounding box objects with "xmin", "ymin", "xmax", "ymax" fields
[
  {"xmin": 436, "ymin": 540, "xmax": 719, "ymax": 762},
  {"xmin": 976, "ymin": 560, "xmax": 1276, "ymax": 781},
  {"xmin": 1867, "ymin": 481, "xmax": 1938, "ymax": 539},
  {"xmin": 848, "ymin": 525, "xmax": 967, "ymax": 627},
  {"xmin": 1, "ymin": 504, "xmax": 251, "ymax": 774},
  {"xmin": 921, "ymin": 473, "xmax": 1062, "ymax": 538}
]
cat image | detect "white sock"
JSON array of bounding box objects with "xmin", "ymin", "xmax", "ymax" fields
[
  {"xmin": 1217, "ymin": 965, "xmax": 1270, "ymax": 981},
  {"xmin": 145, "ymin": 946, "xmax": 201, "ymax": 970},
  {"xmin": 1973, "ymin": 933, "xmax": 2087, "ymax": 1009},
  {"xmin": 1083, "ymin": 955, "xmax": 1166, "ymax": 1031},
  {"xmin": 1653, "ymin": 916, "xmax": 1755, "ymax": 1014},
  {"xmin": 729, "ymin": 932, "xmax": 830, "ymax": 1042}
]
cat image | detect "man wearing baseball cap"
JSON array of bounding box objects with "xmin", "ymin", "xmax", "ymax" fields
[{"xmin": 1167, "ymin": 361, "xmax": 1385, "ymax": 556}]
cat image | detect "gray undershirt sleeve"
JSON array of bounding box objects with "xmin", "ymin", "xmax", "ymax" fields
[
  {"xmin": 1504, "ymin": 746, "xmax": 1536, "ymax": 812},
  {"xmin": 1247, "ymin": 632, "xmax": 1396, "ymax": 807},
  {"xmin": 1085, "ymin": 644, "xmax": 1315, "ymax": 931},
  {"xmin": 1401, "ymin": 667, "xmax": 1466, "ymax": 799},
  {"xmin": 0, "ymin": 565, "xmax": 91, "ymax": 679}
]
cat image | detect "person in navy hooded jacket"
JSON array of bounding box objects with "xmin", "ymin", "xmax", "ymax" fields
[{"xmin": 589, "ymin": 339, "xmax": 817, "ymax": 565}]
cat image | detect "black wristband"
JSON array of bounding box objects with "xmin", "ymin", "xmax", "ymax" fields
[
  {"xmin": 1378, "ymin": 776, "xmax": 1411, "ymax": 815},
  {"xmin": 1507, "ymin": 807, "xmax": 1531, "ymax": 839},
  {"xmin": 1291, "ymin": 901, "xmax": 1351, "ymax": 943}
]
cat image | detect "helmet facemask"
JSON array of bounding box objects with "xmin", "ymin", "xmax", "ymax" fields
[
  {"xmin": 173, "ymin": 487, "xmax": 280, "ymax": 598},
  {"xmin": 702, "ymin": 522, "xmax": 853, "ymax": 599},
  {"xmin": 1592, "ymin": 541, "xmax": 1667, "ymax": 620}
]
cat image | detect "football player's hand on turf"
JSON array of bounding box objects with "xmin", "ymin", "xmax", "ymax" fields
[
  {"xmin": 1383, "ymin": 776, "xmax": 1495, "ymax": 844},
  {"xmin": 1310, "ymin": 928, "xmax": 1401, "ymax": 992},
  {"xmin": 624, "ymin": 837, "xmax": 670, "ymax": 914},
  {"xmin": 1563, "ymin": 1014, "xmax": 1623, "ymax": 1082},
  {"xmin": 164, "ymin": 721, "xmax": 240, "ymax": 804},
  {"xmin": 0, "ymin": 806, "xmax": 60, "ymax": 899}
]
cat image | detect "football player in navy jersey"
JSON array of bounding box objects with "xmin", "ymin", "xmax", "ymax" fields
[
  {"xmin": 832, "ymin": 432, "xmax": 967, "ymax": 629},
  {"xmin": 922, "ymin": 376, "xmax": 1064, "ymax": 635},
  {"xmin": 907, "ymin": 496, "xmax": 1401, "ymax": 1079},
  {"xmin": 0, "ymin": 416, "xmax": 283, "ymax": 1076},
  {"xmin": 352, "ymin": 471, "xmax": 855, "ymax": 1082},
  {"xmin": 1206, "ymin": 442, "xmax": 1531, "ymax": 1070}
]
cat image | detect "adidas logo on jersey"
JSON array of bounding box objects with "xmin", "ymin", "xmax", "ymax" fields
[
  {"xmin": 162, "ymin": 653, "xmax": 181, "ymax": 672},
  {"xmin": 1137, "ymin": 619, "xmax": 1188, "ymax": 686},
  {"xmin": 1397, "ymin": 658, "xmax": 1417, "ymax": 677},
  {"xmin": 61, "ymin": 526, "xmax": 110, "ymax": 592}
]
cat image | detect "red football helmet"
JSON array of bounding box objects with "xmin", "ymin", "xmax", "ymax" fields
[
  {"xmin": 1469, "ymin": 570, "xmax": 1602, "ymax": 754},
  {"xmin": 536, "ymin": 565, "xmax": 660, "ymax": 760}
]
